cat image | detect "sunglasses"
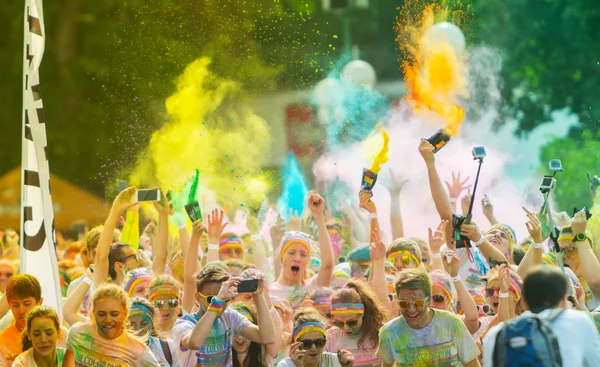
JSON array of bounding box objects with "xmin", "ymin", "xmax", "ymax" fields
[
  {"xmin": 332, "ymin": 318, "xmax": 361, "ymax": 329},
  {"xmin": 154, "ymin": 299, "xmax": 179, "ymax": 309},
  {"xmin": 431, "ymin": 294, "xmax": 446, "ymax": 303},
  {"xmin": 197, "ymin": 292, "xmax": 216, "ymax": 304},
  {"xmin": 485, "ymin": 287, "xmax": 500, "ymax": 297},
  {"xmin": 477, "ymin": 304, "xmax": 491, "ymax": 314},
  {"xmin": 398, "ymin": 298, "xmax": 428, "ymax": 309},
  {"xmin": 0, "ymin": 272, "xmax": 13, "ymax": 278},
  {"xmin": 299, "ymin": 338, "xmax": 327, "ymax": 349},
  {"xmin": 389, "ymin": 255, "xmax": 413, "ymax": 266},
  {"xmin": 119, "ymin": 252, "xmax": 141, "ymax": 263}
]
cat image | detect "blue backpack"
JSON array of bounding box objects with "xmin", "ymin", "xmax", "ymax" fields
[{"xmin": 492, "ymin": 309, "xmax": 565, "ymax": 367}]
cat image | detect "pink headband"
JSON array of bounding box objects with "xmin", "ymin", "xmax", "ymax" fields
[{"xmin": 330, "ymin": 303, "xmax": 365, "ymax": 315}]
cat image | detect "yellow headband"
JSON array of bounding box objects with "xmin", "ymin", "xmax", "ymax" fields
[
  {"xmin": 280, "ymin": 238, "xmax": 310, "ymax": 261},
  {"xmin": 388, "ymin": 250, "xmax": 420, "ymax": 266}
]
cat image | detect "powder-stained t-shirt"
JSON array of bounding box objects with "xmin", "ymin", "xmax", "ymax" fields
[
  {"xmin": 148, "ymin": 336, "xmax": 180, "ymax": 367},
  {"xmin": 0, "ymin": 323, "xmax": 68, "ymax": 367},
  {"xmin": 326, "ymin": 327, "xmax": 381, "ymax": 367},
  {"xmin": 268, "ymin": 275, "xmax": 318, "ymax": 310},
  {"xmin": 376, "ymin": 309, "xmax": 480, "ymax": 366},
  {"xmin": 172, "ymin": 308, "xmax": 252, "ymax": 367},
  {"xmin": 278, "ymin": 352, "xmax": 342, "ymax": 367},
  {"xmin": 66, "ymin": 322, "xmax": 159, "ymax": 367},
  {"xmin": 12, "ymin": 347, "xmax": 65, "ymax": 367}
]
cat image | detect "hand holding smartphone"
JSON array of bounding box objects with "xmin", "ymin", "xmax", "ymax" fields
[
  {"xmin": 237, "ymin": 279, "xmax": 259, "ymax": 293},
  {"xmin": 136, "ymin": 188, "xmax": 161, "ymax": 202}
]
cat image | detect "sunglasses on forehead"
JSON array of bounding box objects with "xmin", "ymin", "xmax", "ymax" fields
[
  {"xmin": 485, "ymin": 287, "xmax": 500, "ymax": 297},
  {"xmin": 154, "ymin": 299, "xmax": 179, "ymax": 309},
  {"xmin": 398, "ymin": 298, "xmax": 428, "ymax": 309},
  {"xmin": 299, "ymin": 338, "xmax": 327, "ymax": 349},
  {"xmin": 119, "ymin": 252, "xmax": 141, "ymax": 263}
]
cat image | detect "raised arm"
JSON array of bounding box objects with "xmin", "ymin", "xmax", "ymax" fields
[
  {"xmin": 370, "ymin": 228, "xmax": 393, "ymax": 317},
  {"xmin": 239, "ymin": 269, "xmax": 276, "ymax": 345},
  {"xmin": 152, "ymin": 191, "xmax": 170, "ymax": 276},
  {"xmin": 183, "ymin": 220, "xmax": 205, "ymax": 314},
  {"xmin": 95, "ymin": 187, "xmax": 138, "ymax": 285},
  {"xmin": 359, "ymin": 191, "xmax": 379, "ymax": 243},
  {"xmin": 206, "ymin": 209, "xmax": 228, "ymax": 263},
  {"xmin": 460, "ymin": 223, "xmax": 509, "ymax": 263},
  {"xmin": 429, "ymin": 221, "xmax": 449, "ymax": 271},
  {"xmin": 308, "ymin": 193, "xmax": 335, "ymax": 287},
  {"xmin": 482, "ymin": 195, "xmax": 499, "ymax": 225},
  {"xmin": 444, "ymin": 252, "xmax": 478, "ymax": 333},
  {"xmin": 270, "ymin": 215, "xmax": 285, "ymax": 279},
  {"xmin": 445, "ymin": 171, "xmax": 471, "ymax": 214},
  {"xmin": 63, "ymin": 275, "xmax": 91, "ymax": 326},
  {"xmin": 419, "ymin": 139, "xmax": 454, "ymax": 240},
  {"xmin": 571, "ymin": 210, "xmax": 600, "ymax": 295},
  {"xmin": 517, "ymin": 207, "xmax": 544, "ymax": 279}
]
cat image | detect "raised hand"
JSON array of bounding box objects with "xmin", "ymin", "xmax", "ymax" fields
[
  {"xmin": 498, "ymin": 265, "xmax": 510, "ymax": 293},
  {"xmin": 192, "ymin": 219, "xmax": 206, "ymax": 235},
  {"xmin": 418, "ymin": 139, "xmax": 435, "ymax": 163},
  {"xmin": 428, "ymin": 220, "xmax": 448, "ymax": 254},
  {"xmin": 461, "ymin": 190, "xmax": 472, "ymax": 215},
  {"xmin": 445, "ymin": 171, "xmax": 471, "ymax": 199},
  {"xmin": 460, "ymin": 222, "xmax": 482, "ymax": 243},
  {"xmin": 370, "ymin": 227, "xmax": 387, "ymax": 262},
  {"xmin": 286, "ymin": 209, "xmax": 302, "ymax": 231},
  {"xmin": 307, "ymin": 192, "xmax": 325, "ymax": 218},
  {"xmin": 207, "ymin": 209, "xmax": 228, "ymax": 243},
  {"xmin": 153, "ymin": 189, "xmax": 170, "ymax": 215},
  {"xmin": 216, "ymin": 276, "xmax": 242, "ymax": 302},
  {"xmin": 523, "ymin": 207, "xmax": 543, "ymax": 243},
  {"xmin": 482, "ymin": 195, "xmax": 494, "ymax": 218},
  {"xmin": 358, "ymin": 191, "xmax": 377, "ymax": 214},
  {"xmin": 112, "ymin": 187, "xmax": 138, "ymax": 213},
  {"xmin": 571, "ymin": 209, "xmax": 588, "ymax": 234},
  {"xmin": 270, "ymin": 215, "xmax": 285, "ymax": 248},
  {"xmin": 442, "ymin": 251, "xmax": 460, "ymax": 277}
]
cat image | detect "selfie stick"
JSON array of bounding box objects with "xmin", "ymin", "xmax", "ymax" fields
[
  {"xmin": 465, "ymin": 155, "xmax": 485, "ymax": 224},
  {"xmin": 541, "ymin": 169, "xmax": 565, "ymax": 273}
]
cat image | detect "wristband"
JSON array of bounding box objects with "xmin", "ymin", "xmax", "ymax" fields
[
  {"xmin": 451, "ymin": 275, "xmax": 461, "ymax": 282},
  {"xmin": 208, "ymin": 244, "xmax": 219, "ymax": 251},
  {"xmin": 532, "ymin": 241, "xmax": 544, "ymax": 249},
  {"xmin": 431, "ymin": 252, "xmax": 442, "ymax": 259},
  {"xmin": 449, "ymin": 197, "xmax": 457, "ymax": 203},
  {"xmin": 499, "ymin": 292, "xmax": 509, "ymax": 299},
  {"xmin": 369, "ymin": 213, "xmax": 377, "ymax": 219},
  {"xmin": 473, "ymin": 235, "xmax": 485, "ymax": 247},
  {"xmin": 207, "ymin": 298, "xmax": 226, "ymax": 316},
  {"xmin": 82, "ymin": 277, "xmax": 93, "ymax": 287}
]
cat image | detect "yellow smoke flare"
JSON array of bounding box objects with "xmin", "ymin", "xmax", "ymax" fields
[
  {"xmin": 130, "ymin": 57, "xmax": 271, "ymax": 209},
  {"xmin": 369, "ymin": 129, "xmax": 389, "ymax": 174}
]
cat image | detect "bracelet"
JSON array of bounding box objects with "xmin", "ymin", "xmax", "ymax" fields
[
  {"xmin": 499, "ymin": 292, "xmax": 509, "ymax": 299},
  {"xmin": 451, "ymin": 275, "xmax": 461, "ymax": 282},
  {"xmin": 82, "ymin": 277, "xmax": 93, "ymax": 287},
  {"xmin": 449, "ymin": 197, "xmax": 457, "ymax": 203},
  {"xmin": 208, "ymin": 244, "xmax": 219, "ymax": 251},
  {"xmin": 532, "ymin": 241, "xmax": 544, "ymax": 249},
  {"xmin": 207, "ymin": 298, "xmax": 226, "ymax": 316},
  {"xmin": 431, "ymin": 252, "xmax": 442, "ymax": 259},
  {"xmin": 473, "ymin": 235, "xmax": 485, "ymax": 247},
  {"xmin": 369, "ymin": 213, "xmax": 377, "ymax": 219}
]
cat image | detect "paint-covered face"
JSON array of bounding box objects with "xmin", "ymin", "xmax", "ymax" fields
[
  {"xmin": 561, "ymin": 246, "xmax": 580, "ymax": 275},
  {"xmin": 475, "ymin": 299, "xmax": 491, "ymax": 317},
  {"xmin": 485, "ymin": 229, "xmax": 510, "ymax": 257},
  {"xmin": 389, "ymin": 252, "xmax": 419, "ymax": 272},
  {"xmin": 10, "ymin": 297, "xmax": 41, "ymax": 329},
  {"xmin": 298, "ymin": 331, "xmax": 326, "ymax": 364},
  {"xmin": 168, "ymin": 256, "xmax": 185, "ymax": 284},
  {"xmin": 28, "ymin": 317, "xmax": 58, "ymax": 358},
  {"xmin": 281, "ymin": 243, "xmax": 310, "ymax": 282},
  {"xmin": 219, "ymin": 247, "xmax": 244, "ymax": 261},
  {"xmin": 93, "ymin": 297, "xmax": 125, "ymax": 340},
  {"xmin": 127, "ymin": 313, "xmax": 152, "ymax": 335},
  {"xmin": 152, "ymin": 294, "xmax": 181, "ymax": 328},
  {"xmin": 0, "ymin": 265, "xmax": 14, "ymax": 293},
  {"xmin": 131, "ymin": 280, "xmax": 151, "ymax": 299},
  {"xmin": 228, "ymin": 265, "xmax": 243, "ymax": 278},
  {"xmin": 233, "ymin": 334, "xmax": 251, "ymax": 353},
  {"xmin": 350, "ymin": 262, "xmax": 370, "ymax": 280},
  {"xmin": 397, "ymin": 289, "xmax": 429, "ymax": 329},
  {"xmin": 331, "ymin": 313, "xmax": 363, "ymax": 337},
  {"xmin": 486, "ymin": 279, "xmax": 516, "ymax": 315},
  {"xmin": 430, "ymin": 284, "xmax": 450, "ymax": 311},
  {"xmin": 197, "ymin": 282, "xmax": 223, "ymax": 311}
]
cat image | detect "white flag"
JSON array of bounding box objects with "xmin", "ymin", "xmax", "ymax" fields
[{"xmin": 20, "ymin": 0, "xmax": 62, "ymax": 317}]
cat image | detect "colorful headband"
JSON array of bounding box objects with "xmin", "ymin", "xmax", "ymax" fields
[
  {"xmin": 558, "ymin": 230, "xmax": 574, "ymax": 242},
  {"xmin": 219, "ymin": 237, "xmax": 244, "ymax": 252},
  {"xmin": 129, "ymin": 303, "xmax": 154, "ymax": 318},
  {"xmin": 279, "ymin": 234, "xmax": 311, "ymax": 261},
  {"xmin": 271, "ymin": 297, "xmax": 287, "ymax": 313},
  {"xmin": 330, "ymin": 303, "xmax": 365, "ymax": 315},
  {"xmin": 386, "ymin": 278, "xmax": 395, "ymax": 294},
  {"xmin": 542, "ymin": 252, "xmax": 559, "ymax": 267},
  {"xmin": 472, "ymin": 296, "xmax": 486, "ymax": 305},
  {"xmin": 293, "ymin": 321, "xmax": 326, "ymax": 341},
  {"xmin": 237, "ymin": 308, "xmax": 255, "ymax": 323},
  {"xmin": 313, "ymin": 297, "xmax": 331, "ymax": 312},
  {"xmin": 387, "ymin": 250, "xmax": 421, "ymax": 266},
  {"xmin": 509, "ymin": 277, "xmax": 522, "ymax": 303},
  {"xmin": 432, "ymin": 280, "xmax": 453, "ymax": 303},
  {"xmin": 485, "ymin": 224, "xmax": 516, "ymax": 252},
  {"xmin": 124, "ymin": 270, "xmax": 152, "ymax": 297},
  {"xmin": 148, "ymin": 276, "xmax": 180, "ymax": 301}
]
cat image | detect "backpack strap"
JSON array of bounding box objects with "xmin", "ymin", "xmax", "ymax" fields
[{"xmin": 159, "ymin": 338, "xmax": 173, "ymax": 366}]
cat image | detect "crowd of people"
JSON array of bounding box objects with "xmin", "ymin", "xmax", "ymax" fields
[{"xmin": 0, "ymin": 139, "xmax": 599, "ymax": 366}]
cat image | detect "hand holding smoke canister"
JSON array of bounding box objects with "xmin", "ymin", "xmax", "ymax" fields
[
  {"xmin": 185, "ymin": 201, "xmax": 203, "ymax": 222},
  {"xmin": 426, "ymin": 129, "xmax": 451, "ymax": 153},
  {"xmin": 359, "ymin": 129, "xmax": 389, "ymax": 196},
  {"xmin": 360, "ymin": 168, "xmax": 378, "ymax": 196}
]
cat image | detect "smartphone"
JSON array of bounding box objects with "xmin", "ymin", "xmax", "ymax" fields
[
  {"xmin": 237, "ymin": 279, "xmax": 259, "ymax": 293},
  {"xmin": 185, "ymin": 201, "xmax": 203, "ymax": 222},
  {"xmin": 136, "ymin": 188, "xmax": 161, "ymax": 202}
]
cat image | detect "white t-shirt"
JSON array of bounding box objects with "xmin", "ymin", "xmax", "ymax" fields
[
  {"xmin": 326, "ymin": 327, "xmax": 381, "ymax": 367},
  {"xmin": 12, "ymin": 347, "xmax": 65, "ymax": 367},
  {"xmin": 278, "ymin": 352, "xmax": 342, "ymax": 367},
  {"xmin": 456, "ymin": 247, "xmax": 489, "ymax": 289},
  {"xmin": 172, "ymin": 308, "xmax": 252, "ymax": 367},
  {"xmin": 66, "ymin": 322, "xmax": 159, "ymax": 366},
  {"xmin": 148, "ymin": 336, "xmax": 179, "ymax": 367},
  {"xmin": 483, "ymin": 308, "xmax": 600, "ymax": 367},
  {"xmin": 376, "ymin": 309, "xmax": 480, "ymax": 366},
  {"xmin": 66, "ymin": 275, "xmax": 93, "ymax": 317},
  {"xmin": 268, "ymin": 275, "xmax": 318, "ymax": 310}
]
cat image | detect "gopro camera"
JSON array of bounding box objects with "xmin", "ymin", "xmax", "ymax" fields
[
  {"xmin": 549, "ymin": 159, "xmax": 563, "ymax": 172},
  {"xmin": 472, "ymin": 146, "xmax": 486, "ymax": 160},
  {"xmin": 539, "ymin": 176, "xmax": 556, "ymax": 193},
  {"xmin": 136, "ymin": 188, "xmax": 161, "ymax": 202},
  {"xmin": 426, "ymin": 129, "xmax": 451, "ymax": 153}
]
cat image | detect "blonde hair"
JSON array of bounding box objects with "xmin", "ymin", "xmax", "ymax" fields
[
  {"xmin": 387, "ymin": 238, "xmax": 422, "ymax": 263},
  {"xmin": 91, "ymin": 284, "xmax": 130, "ymax": 332},
  {"xmin": 21, "ymin": 306, "xmax": 61, "ymax": 352},
  {"xmin": 394, "ymin": 268, "xmax": 431, "ymax": 300},
  {"xmin": 286, "ymin": 308, "xmax": 326, "ymax": 347}
]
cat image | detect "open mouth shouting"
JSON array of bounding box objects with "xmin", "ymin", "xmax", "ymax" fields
[{"xmin": 291, "ymin": 265, "xmax": 300, "ymax": 275}]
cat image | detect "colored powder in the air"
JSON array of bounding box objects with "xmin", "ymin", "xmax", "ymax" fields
[
  {"xmin": 276, "ymin": 153, "xmax": 309, "ymax": 221},
  {"xmin": 188, "ymin": 169, "xmax": 200, "ymax": 205},
  {"xmin": 130, "ymin": 57, "xmax": 271, "ymax": 210},
  {"xmin": 396, "ymin": 3, "xmax": 470, "ymax": 136}
]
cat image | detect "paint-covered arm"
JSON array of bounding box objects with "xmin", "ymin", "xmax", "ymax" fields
[
  {"xmin": 359, "ymin": 191, "xmax": 379, "ymax": 243},
  {"xmin": 482, "ymin": 195, "xmax": 499, "ymax": 225},
  {"xmin": 0, "ymin": 295, "xmax": 8, "ymax": 320},
  {"xmin": 444, "ymin": 252, "xmax": 478, "ymax": 333},
  {"xmin": 264, "ymin": 294, "xmax": 283, "ymax": 357},
  {"xmin": 270, "ymin": 216, "xmax": 285, "ymax": 280},
  {"xmin": 95, "ymin": 187, "xmax": 138, "ymax": 285},
  {"xmin": 370, "ymin": 228, "xmax": 393, "ymax": 317},
  {"xmin": 517, "ymin": 207, "xmax": 544, "ymax": 279},
  {"xmin": 571, "ymin": 210, "xmax": 600, "ymax": 294},
  {"xmin": 309, "ymin": 193, "xmax": 335, "ymax": 287},
  {"xmin": 206, "ymin": 209, "xmax": 227, "ymax": 263},
  {"xmin": 241, "ymin": 270, "xmax": 276, "ymax": 345},
  {"xmin": 63, "ymin": 270, "xmax": 92, "ymax": 326},
  {"xmin": 460, "ymin": 223, "xmax": 508, "ymax": 263},
  {"xmin": 152, "ymin": 192, "xmax": 170, "ymax": 276},
  {"xmin": 419, "ymin": 139, "xmax": 454, "ymax": 241},
  {"xmin": 183, "ymin": 220, "xmax": 205, "ymax": 314}
]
